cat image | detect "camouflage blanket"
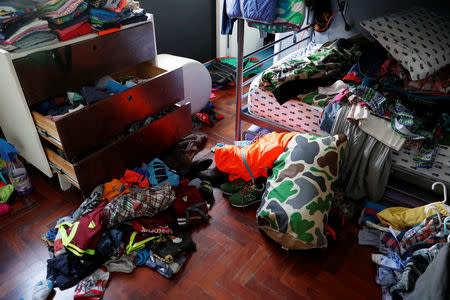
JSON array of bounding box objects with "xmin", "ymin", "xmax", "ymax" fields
[
  {"xmin": 261, "ymin": 39, "xmax": 360, "ymax": 92},
  {"xmin": 257, "ymin": 133, "xmax": 347, "ymax": 250}
]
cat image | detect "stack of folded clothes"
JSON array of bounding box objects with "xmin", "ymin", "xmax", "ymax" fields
[
  {"xmin": 89, "ymin": 0, "xmax": 146, "ymax": 32},
  {"xmin": 40, "ymin": 0, "xmax": 92, "ymax": 41},
  {"xmin": 0, "ymin": 0, "xmax": 58, "ymax": 52},
  {"xmin": 0, "ymin": 0, "xmax": 147, "ymax": 52}
]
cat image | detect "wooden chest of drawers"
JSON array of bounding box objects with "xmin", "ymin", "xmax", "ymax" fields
[{"xmin": 0, "ymin": 15, "xmax": 192, "ymax": 196}]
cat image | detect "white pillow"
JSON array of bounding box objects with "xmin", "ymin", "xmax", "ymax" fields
[{"xmin": 360, "ymin": 8, "xmax": 450, "ymax": 80}]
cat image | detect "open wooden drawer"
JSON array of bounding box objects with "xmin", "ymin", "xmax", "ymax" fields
[
  {"xmin": 32, "ymin": 62, "xmax": 184, "ymax": 161},
  {"xmin": 45, "ymin": 102, "xmax": 192, "ymax": 196},
  {"xmin": 13, "ymin": 21, "xmax": 156, "ymax": 106}
]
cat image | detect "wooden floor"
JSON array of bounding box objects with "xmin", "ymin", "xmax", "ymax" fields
[{"xmin": 0, "ymin": 84, "xmax": 381, "ymax": 300}]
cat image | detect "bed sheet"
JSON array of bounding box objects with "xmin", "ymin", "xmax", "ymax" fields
[{"xmin": 248, "ymin": 43, "xmax": 328, "ymax": 136}]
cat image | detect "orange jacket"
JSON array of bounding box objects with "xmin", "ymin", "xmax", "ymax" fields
[{"xmin": 215, "ymin": 132, "xmax": 298, "ymax": 182}]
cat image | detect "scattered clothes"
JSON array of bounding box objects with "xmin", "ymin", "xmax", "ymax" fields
[
  {"xmin": 173, "ymin": 185, "xmax": 209, "ymax": 226},
  {"xmin": 0, "ymin": 203, "xmax": 10, "ymax": 215},
  {"xmin": 358, "ymin": 228, "xmax": 382, "ymax": 248},
  {"xmin": 96, "ymin": 228, "xmax": 124, "ymax": 258},
  {"xmin": 390, "ymin": 242, "xmax": 445, "ymax": 299},
  {"xmin": 133, "ymin": 249, "xmax": 149, "ymax": 266},
  {"xmin": 103, "ymin": 183, "xmax": 175, "ymax": 228},
  {"xmin": 102, "ymin": 179, "xmax": 130, "ymax": 201},
  {"xmin": 377, "ymin": 202, "xmax": 450, "ymax": 231},
  {"xmin": 130, "ymin": 211, "xmax": 175, "ymax": 235},
  {"xmin": 120, "ymin": 169, "xmax": 149, "ymax": 188},
  {"xmin": 243, "ymin": 124, "xmax": 271, "ymax": 141},
  {"xmin": 146, "ymin": 250, "xmax": 186, "ymax": 279},
  {"xmin": 74, "ymin": 267, "xmax": 109, "ymax": 300},
  {"xmin": 320, "ymin": 101, "xmax": 341, "ymax": 133},
  {"xmin": 188, "ymin": 179, "xmax": 214, "ymax": 206},
  {"xmin": 41, "ymin": 228, "xmax": 57, "ymax": 247},
  {"xmin": 215, "ymin": 131, "xmax": 297, "ymax": 182},
  {"xmin": 176, "ymin": 132, "xmax": 208, "ymax": 160},
  {"xmin": 147, "ymin": 158, "xmax": 180, "ymax": 187},
  {"xmin": 272, "ymin": 77, "xmax": 337, "ymax": 105},
  {"xmin": 104, "ymin": 255, "xmax": 135, "ymax": 273},
  {"xmin": 150, "ymin": 233, "xmax": 196, "ymax": 264},
  {"xmin": 404, "ymin": 243, "xmax": 450, "ymax": 300},
  {"xmin": 72, "ymin": 185, "xmax": 104, "ymax": 221},
  {"xmin": 47, "ymin": 252, "xmax": 105, "ymax": 290},
  {"xmin": 399, "ymin": 214, "xmax": 448, "ymax": 253},
  {"xmin": 125, "ymin": 231, "xmax": 161, "ymax": 254},
  {"xmin": 58, "ymin": 201, "xmax": 107, "ymax": 257},
  {"xmin": 32, "ymin": 279, "xmax": 53, "ymax": 300},
  {"xmin": 359, "ymin": 202, "xmax": 387, "ymax": 226},
  {"xmin": 53, "ymin": 216, "xmax": 75, "ymax": 257},
  {"xmin": 331, "ymin": 105, "xmax": 392, "ymax": 202}
]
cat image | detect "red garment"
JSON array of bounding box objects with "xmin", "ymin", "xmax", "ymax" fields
[
  {"xmin": 130, "ymin": 211, "xmax": 175, "ymax": 234},
  {"xmin": 55, "ymin": 20, "xmax": 92, "ymax": 42},
  {"xmin": 173, "ymin": 185, "xmax": 208, "ymax": 226},
  {"xmin": 215, "ymin": 132, "xmax": 297, "ymax": 182},
  {"xmin": 120, "ymin": 170, "xmax": 149, "ymax": 188},
  {"xmin": 59, "ymin": 201, "xmax": 107, "ymax": 257}
]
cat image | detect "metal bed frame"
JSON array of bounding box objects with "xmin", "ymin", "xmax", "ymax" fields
[
  {"xmin": 233, "ymin": 1, "xmax": 351, "ymax": 140},
  {"xmin": 233, "ymin": 18, "xmax": 311, "ymax": 140}
]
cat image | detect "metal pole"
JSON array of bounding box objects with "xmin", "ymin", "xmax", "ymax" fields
[{"xmin": 235, "ymin": 18, "xmax": 244, "ymax": 141}]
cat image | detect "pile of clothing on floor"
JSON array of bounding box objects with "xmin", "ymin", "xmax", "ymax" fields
[
  {"xmin": 358, "ymin": 200, "xmax": 450, "ymax": 299},
  {"xmin": 35, "ymin": 132, "xmax": 216, "ymax": 299},
  {"xmin": 0, "ymin": 0, "xmax": 146, "ymax": 52}
]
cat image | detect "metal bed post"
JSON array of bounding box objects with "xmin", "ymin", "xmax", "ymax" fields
[{"xmin": 234, "ymin": 18, "xmax": 245, "ymax": 141}]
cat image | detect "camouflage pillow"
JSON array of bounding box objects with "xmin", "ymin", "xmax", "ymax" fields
[{"xmin": 257, "ymin": 133, "xmax": 347, "ymax": 250}]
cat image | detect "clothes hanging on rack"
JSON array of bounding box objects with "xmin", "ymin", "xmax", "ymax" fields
[{"xmin": 221, "ymin": 0, "xmax": 277, "ymax": 34}]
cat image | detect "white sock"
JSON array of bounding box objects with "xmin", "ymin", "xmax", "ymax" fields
[{"xmin": 32, "ymin": 279, "xmax": 53, "ymax": 300}]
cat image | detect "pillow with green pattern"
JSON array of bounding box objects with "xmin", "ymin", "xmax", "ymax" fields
[{"xmin": 257, "ymin": 133, "xmax": 347, "ymax": 250}]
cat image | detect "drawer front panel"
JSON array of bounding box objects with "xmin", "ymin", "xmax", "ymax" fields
[
  {"xmin": 45, "ymin": 147, "xmax": 79, "ymax": 188},
  {"xmin": 74, "ymin": 103, "xmax": 192, "ymax": 196},
  {"xmin": 55, "ymin": 67, "xmax": 184, "ymax": 161},
  {"xmin": 13, "ymin": 22, "xmax": 156, "ymax": 106}
]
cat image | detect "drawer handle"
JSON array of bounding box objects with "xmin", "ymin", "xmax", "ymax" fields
[
  {"xmin": 93, "ymin": 45, "xmax": 97, "ymax": 51},
  {"xmin": 128, "ymin": 95, "xmax": 132, "ymax": 101}
]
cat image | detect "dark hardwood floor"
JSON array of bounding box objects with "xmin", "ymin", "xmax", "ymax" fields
[{"xmin": 0, "ymin": 84, "xmax": 381, "ymax": 300}]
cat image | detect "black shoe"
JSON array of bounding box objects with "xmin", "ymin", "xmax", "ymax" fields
[
  {"xmin": 189, "ymin": 159, "xmax": 213, "ymax": 176},
  {"xmin": 197, "ymin": 167, "xmax": 228, "ymax": 185},
  {"xmin": 199, "ymin": 180, "xmax": 214, "ymax": 205}
]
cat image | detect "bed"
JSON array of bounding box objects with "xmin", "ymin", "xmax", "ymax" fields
[
  {"xmin": 248, "ymin": 43, "xmax": 329, "ymax": 136},
  {"xmin": 241, "ymin": 9, "xmax": 450, "ymax": 202}
]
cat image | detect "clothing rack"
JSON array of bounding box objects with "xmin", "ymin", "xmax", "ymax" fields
[{"xmin": 234, "ymin": 2, "xmax": 351, "ymax": 140}]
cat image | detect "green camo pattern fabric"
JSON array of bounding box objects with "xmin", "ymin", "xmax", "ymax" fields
[
  {"xmin": 260, "ymin": 40, "xmax": 360, "ymax": 92},
  {"xmin": 257, "ymin": 133, "xmax": 347, "ymax": 250}
]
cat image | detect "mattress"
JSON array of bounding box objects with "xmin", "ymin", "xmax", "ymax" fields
[
  {"xmin": 248, "ymin": 43, "xmax": 329, "ymax": 136},
  {"xmin": 392, "ymin": 145, "xmax": 450, "ymax": 185}
]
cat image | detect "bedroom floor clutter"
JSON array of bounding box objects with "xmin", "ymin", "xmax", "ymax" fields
[{"xmin": 0, "ymin": 84, "xmax": 384, "ymax": 300}]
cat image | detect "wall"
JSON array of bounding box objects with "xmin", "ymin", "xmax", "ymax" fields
[
  {"xmin": 140, "ymin": 0, "xmax": 216, "ymax": 63},
  {"xmin": 313, "ymin": 0, "xmax": 450, "ymax": 44},
  {"xmin": 276, "ymin": 0, "xmax": 450, "ymax": 60}
]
